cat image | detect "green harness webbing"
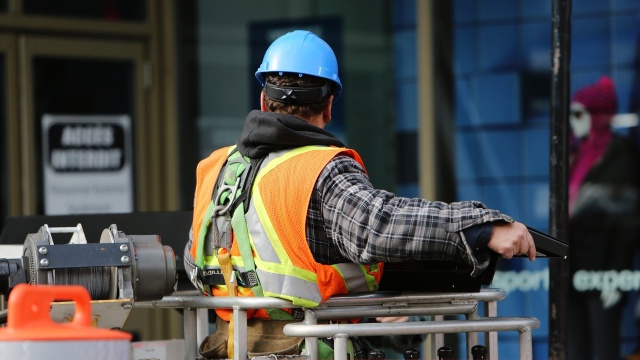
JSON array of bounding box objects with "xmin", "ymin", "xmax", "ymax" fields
[
  {"xmin": 204, "ymin": 148, "xmax": 362, "ymax": 358},
  {"xmin": 206, "ymin": 148, "xmax": 293, "ymax": 320}
]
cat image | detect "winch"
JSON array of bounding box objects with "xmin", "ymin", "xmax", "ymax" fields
[{"xmin": 0, "ymin": 223, "xmax": 177, "ymax": 302}]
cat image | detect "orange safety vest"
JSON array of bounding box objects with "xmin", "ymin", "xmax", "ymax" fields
[{"xmin": 190, "ymin": 145, "xmax": 383, "ymax": 320}]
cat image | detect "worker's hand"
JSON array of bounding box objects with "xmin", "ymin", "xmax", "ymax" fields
[
  {"xmin": 376, "ymin": 316, "xmax": 410, "ymax": 323},
  {"xmin": 487, "ymin": 221, "xmax": 536, "ymax": 261}
]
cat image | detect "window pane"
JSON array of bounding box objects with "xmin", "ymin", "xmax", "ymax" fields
[
  {"xmin": 0, "ymin": 55, "xmax": 6, "ymax": 232},
  {"xmin": 23, "ymin": 0, "xmax": 146, "ymax": 22},
  {"xmin": 33, "ymin": 57, "xmax": 135, "ymax": 213},
  {"xmin": 193, "ymin": 2, "xmax": 394, "ymax": 191}
]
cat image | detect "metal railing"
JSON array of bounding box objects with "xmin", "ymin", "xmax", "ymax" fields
[{"xmin": 136, "ymin": 288, "xmax": 540, "ymax": 360}]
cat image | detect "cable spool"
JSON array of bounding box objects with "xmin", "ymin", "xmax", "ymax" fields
[
  {"xmin": 54, "ymin": 267, "xmax": 112, "ymax": 300},
  {"xmin": 4, "ymin": 223, "xmax": 177, "ymax": 302},
  {"xmin": 21, "ymin": 227, "xmax": 113, "ymax": 300}
]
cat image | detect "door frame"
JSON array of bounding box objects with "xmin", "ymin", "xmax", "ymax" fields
[
  {"xmin": 0, "ymin": 35, "xmax": 20, "ymax": 216},
  {"xmin": 0, "ymin": 1, "xmax": 182, "ymax": 341},
  {"xmin": 18, "ymin": 36, "xmax": 148, "ymax": 214},
  {"xmin": 1, "ymin": 0, "xmax": 179, "ymax": 216}
]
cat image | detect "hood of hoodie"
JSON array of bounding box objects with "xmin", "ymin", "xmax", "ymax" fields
[{"xmin": 237, "ymin": 110, "xmax": 345, "ymax": 158}]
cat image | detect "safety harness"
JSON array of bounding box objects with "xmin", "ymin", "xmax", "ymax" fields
[
  {"xmin": 193, "ymin": 145, "xmax": 378, "ymax": 359},
  {"xmin": 197, "ymin": 147, "xmax": 293, "ymax": 357}
]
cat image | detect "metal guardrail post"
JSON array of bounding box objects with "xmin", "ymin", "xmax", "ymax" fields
[
  {"xmin": 431, "ymin": 315, "xmax": 445, "ymax": 359},
  {"xmin": 136, "ymin": 289, "xmax": 533, "ymax": 360},
  {"xmin": 196, "ymin": 308, "xmax": 209, "ymax": 347},
  {"xmin": 303, "ymin": 310, "xmax": 319, "ymax": 360},
  {"xmin": 520, "ymin": 323, "xmax": 535, "ymax": 359},
  {"xmin": 333, "ymin": 333, "xmax": 349, "ymax": 360},
  {"xmin": 466, "ymin": 306, "xmax": 480, "ymax": 358},
  {"xmin": 183, "ymin": 307, "xmax": 198, "ymax": 360},
  {"xmin": 233, "ymin": 306, "xmax": 248, "ymax": 360},
  {"xmin": 485, "ymin": 299, "xmax": 499, "ymax": 359}
]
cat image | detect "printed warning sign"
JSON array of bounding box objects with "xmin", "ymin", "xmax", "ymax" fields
[{"xmin": 42, "ymin": 114, "xmax": 134, "ymax": 215}]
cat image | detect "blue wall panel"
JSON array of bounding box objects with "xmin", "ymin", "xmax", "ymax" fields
[
  {"xmin": 523, "ymin": 180, "xmax": 550, "ymax": 230},
  {"xmin": 455, "ymin": 131, "xmax": 481, "ymax": 180},
  {"xmin": 479, "ymin": 24, "xmax": 519, "ymax": 71},
  {"xmin": 393, "ymin": 30, "xmax": 417, "ymax": 80},
  {"xmin": 522, "ymin": 127, "xmax": 549, "ymax": 177},
  {"xmin": 612, "ymin": 15, "xmax": 640, "ymax": 67},
  {"xmin": 454, "ymin": 26, "xmax": 476, "ymax": 75},
  {"xmin": 613, "ymin": 0, "xmax": 640, "ymax": 11},
  {"xmin": 520, "ymin": 0, "xmax": 552, "ymax": 19},
  {"xmin": 393, "ymin": 0, "xmax": 640, "ymax": 358},
  {"xmin": 572, "ymin": 17, "xmax": 610, "ymax": 69},
  {"xmin": 395, "ymin": 81, "xmax": 418, "ymax": 131},
  {"xmin": 479, "ymin": 129, "xmax": 521, "ymax": 178},
  {"xmin": 520, "ymin": 21, "xmax": 551, "ymax": 71},
  {"xmin": 474, "ymin": 73, "xmax": 521, "ymax": 125},
  {"xmin": 455, "ymin": 77, "xmax": 474, "ymax": 125},
  {"xmin": 453, "ymin": 0, "xmax": 475, "ymax": 24},
  {"xmin": 481, "ymin": 181, "xmax": 523, "ymax": 221},
  {"xmin": 477, "ymin": 0, "xmax": 517, "ymax": 22},
  {"xmin": 573, "ymin": 0, "xmax": 610, "ymax": 15},
  {"xmin": 614, "ymin": 68, "xmax": 636, "ymax": 113}
]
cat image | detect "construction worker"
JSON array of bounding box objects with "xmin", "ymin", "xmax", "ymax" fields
[{"xmin": 183, "ymin": 29, "xmax": 536, "ymax": 359}]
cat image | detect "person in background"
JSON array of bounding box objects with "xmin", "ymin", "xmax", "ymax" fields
[
  {"xmin": 567, "ymin": 76, "xmax": 640, "ymax": 360},
  {"xmin": 183, "ymin": 30, "xmax": 536, "ymax": 359}
]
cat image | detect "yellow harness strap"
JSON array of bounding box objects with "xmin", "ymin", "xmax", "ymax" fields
[{"xmin": 217, "ymin": 249, "xmax": 236, "ymax": 358}]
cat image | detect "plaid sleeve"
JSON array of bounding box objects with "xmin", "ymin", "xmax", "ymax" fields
[{"xmin": 316, "ymin": 155, "xmax": 513, "ymax": 274}]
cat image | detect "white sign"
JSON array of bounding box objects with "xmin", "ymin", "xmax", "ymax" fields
[{"xmin": 42, "ymin": 114, "xmax": 133, "ymax": 215}]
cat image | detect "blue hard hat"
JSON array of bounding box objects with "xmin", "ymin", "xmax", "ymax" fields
[{"xmin": 255, "ymin": 30, "xmax": 342, "ymax": 97}]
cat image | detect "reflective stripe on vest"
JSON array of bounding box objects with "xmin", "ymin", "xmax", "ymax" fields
[
  {"xmin": 192, "ymin": 145, "xmax": 383, "ymax": 317},
  {"xmin": 191, "ymin": 146, "xmax": 236, "ymax": 266}
]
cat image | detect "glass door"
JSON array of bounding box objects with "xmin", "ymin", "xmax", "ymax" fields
[
  {"xmin": 0, "ymin": 39, "xmax": 7, "ymax": 232},
  {"xmin": 19, "ymin": 36, "xmax": 148, "ymax": 215},
  {"xmin": 0, "ymin": 1, "xmax": 181, "ymax": 341},
  {"xmin": 0, "ymin": 35, "xmax": 18, "ymax": 232}
]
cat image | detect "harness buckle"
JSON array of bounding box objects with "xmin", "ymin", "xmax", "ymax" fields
[
  {"xmin": 215, "ymin": 212, "xmax": 233, "ymax": 251},
  {"xmin": 209, "ymin": 153, "xmax": 251, "ymax": 252},
  {"xmin": 213, "ymin": 180, "xmax": 240, "ymax": 218}
]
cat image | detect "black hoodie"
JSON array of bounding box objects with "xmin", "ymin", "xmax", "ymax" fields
[{"xmin": 236, "ymin": 110, "xmax": 345, "ymax": 158}]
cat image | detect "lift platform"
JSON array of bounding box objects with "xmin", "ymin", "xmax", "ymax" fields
[{"xmin": 136, "ymin": 288, "xmax": 540, "ymax": 360}]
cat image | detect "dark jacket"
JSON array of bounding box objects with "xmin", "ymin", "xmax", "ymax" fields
[{"xmin": 569, "ymin": 135, "xmax": 640, "ymax": 272}]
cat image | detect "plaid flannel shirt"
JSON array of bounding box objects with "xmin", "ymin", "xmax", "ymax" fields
[
  {"xmin": 308, "ymin": 154, "xmax": 512, "ymax": 276},
  {"xmin": 184, "ymin": 152, "xmax": 512, "ymax": 288}
]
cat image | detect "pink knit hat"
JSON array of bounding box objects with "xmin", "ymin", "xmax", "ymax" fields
[{"xmin": 572, "ymin": 76, "xmax": 617, "ymax": 116}]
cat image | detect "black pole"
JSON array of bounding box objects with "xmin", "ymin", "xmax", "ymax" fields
[{"xmin": 548, "ymin": 0, "xmax": 571, "ymax": 359}]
